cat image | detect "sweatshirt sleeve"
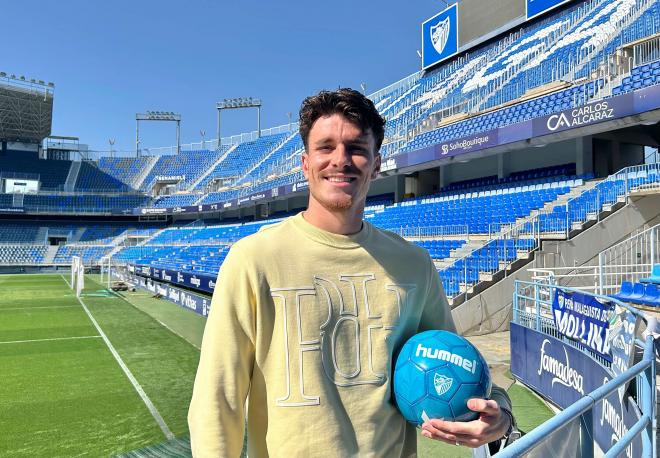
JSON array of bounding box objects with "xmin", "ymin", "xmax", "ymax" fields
[
  {"xmin": 188, "ymin": 243, "xmax": 256, "ymax": 457},
  {"xmin": 418, "ymin": 254, "xmax": 457, "ymax": 334}
]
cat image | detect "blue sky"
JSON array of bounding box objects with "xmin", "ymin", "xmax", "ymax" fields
[{"xmin": 2, "ymin": 1, "xmax": 454, "ymax": 153}]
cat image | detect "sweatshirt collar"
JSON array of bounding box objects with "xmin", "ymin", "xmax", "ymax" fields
[{"xmin": 290, "ymin": 212, "xmax": 371, "ymax": 249}]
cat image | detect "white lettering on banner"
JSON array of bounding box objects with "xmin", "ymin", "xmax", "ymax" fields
[
  {"xmin": 180, "ymin": 293, "xmax": 198, "ymax": 311},
  {"xmin": 547, "ymin": 101, "xmax": 615, "ymax": 131},
  {"xmin": 223, "ymin": 202, "xmax": 232, "ymax": 208},
  {"xmin": 440, "ymin": 135, "xmax": 490, "ymax": 155},
  {"xmin": 190, "ymin": 276, "xmax": 201, "ymax": 287},
  {"xmin": 553, "ymin": 308, "xmax": 611, "ymax": 355},
  {"xmin": 250, "ymin": 194, "xmax": 265, "ymax": 201},
  {"xmin": 600, "ymin": 376, "xmax": 632, "ymax": 458},
  {"xmin": 177, "ymin": 272, "xmax": 184, "ymax": 283},
  {"xmin": 380, "ymin": 158, "xmax": 397, "ymax": 172},
  {"xmin": 271, "ymin": 274, "xmax": 415, "ymax": 407},
  {"xmin": 537, "ymin": 339, "xmax": 584, "ymax": 395},
  {"xmin": 168, "ymin": 288, "xmax": 180, "ymax": 302},
  {"xmin": 208, "ymin": 280, "xmax": 215, "ymax": 289},
  {"xmin": 162, "ymin": 271, "xmax": 172, "ymax": 282}
]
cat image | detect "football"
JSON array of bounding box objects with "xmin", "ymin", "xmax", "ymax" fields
[{"xmin": 393, "ymin": 330, "xmax": 491, "ymax": 425}]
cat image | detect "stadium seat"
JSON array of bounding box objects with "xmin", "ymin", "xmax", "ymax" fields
[{"xmin": 639, "ymin": 264, "xmax": 660, "ymax": 284}]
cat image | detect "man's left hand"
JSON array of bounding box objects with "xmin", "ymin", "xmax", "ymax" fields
[{"xmin": 420, "ymin": 399, "xmax": 510, "ymax": 448}]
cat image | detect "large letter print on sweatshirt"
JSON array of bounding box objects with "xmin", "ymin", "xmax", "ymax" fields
[{"xmin": 271, "ymin": 274, "xmax": 416, "ymax": 407}]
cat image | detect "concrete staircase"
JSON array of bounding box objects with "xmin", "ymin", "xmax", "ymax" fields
[
  {"xmin": 235, "ymin": 132, "xmax": 299, "ymax": 186},
  {"xmin": 64, "ymin": 161, "xmax": 81, "ymax": 192},
  {"xmin": 69, "ymin": 228, "xmax": 86, "ymax": 243},
  {"xmin": 35, "ymin": 226, "xmax": 48, "ymax": 244},
  {"xmin": 188, "ymin": 144, "xmax": 239, "ymax": 192},
  {"xmin": 12, "ymin": 193, "xmax": 23, "ymax": 207},
  {"xmin": 43, "ymin": 245, "xmax": 59, "ymax": 264},
  {"xmin": 134, "ymin": 156, "xmax": 160, "ymax": 190}
]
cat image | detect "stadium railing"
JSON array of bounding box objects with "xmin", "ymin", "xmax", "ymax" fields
[
  {"xmin": 500, "ymin": 281, "xmax": 656, "ymax": 457},
  {"xmin": 598, "ymin": 223, "xmax": 660, "ymax": 296},
  {"xmin": 395, "ymin": 224, "xmax": 469, "ymax": 240}
]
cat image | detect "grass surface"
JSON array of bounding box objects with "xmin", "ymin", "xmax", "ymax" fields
[
  {"xmin": 0, "ymin": 274, "xmax": 202, "ymax": 457},
  {"xmin": 1, "ymin": 273, "xmax": 553, "ymax": 457}
]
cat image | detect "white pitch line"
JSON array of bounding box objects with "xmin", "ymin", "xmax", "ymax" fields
[
  {"xmin": 75, "ymin": 294, "xmax": 175, "ymax": 441},
  {"xmin": 0, "ymin": 305, "xmax": 79, "ymax": 311},
  {"xmin": 0, "ymin": 335, "xmax": 101, "ymax": 345},
  {"xmin": 60, "ymin": 274, "xmax": 71, "ymax": 288}
]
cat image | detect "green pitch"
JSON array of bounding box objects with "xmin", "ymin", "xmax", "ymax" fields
[
  {"xmin": 0, "ymin": 274, "xmax": 203, "ymax": 457},
  {"xmin": 1, "ymin": 273, "xmax": 553, "ymax": 457}
]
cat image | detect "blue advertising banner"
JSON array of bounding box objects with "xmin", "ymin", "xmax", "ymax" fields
[
  {"xmin": 422, "ymin": 4, "xmax": 458, "ymax": 70},
  {"xmin": 527, "ymin": 0, "xmax": 573, "ymax": 20},
  {"xmin": 133, "ymin": 264, "xmax": 216, "ymax": 294},
  {"xmin": 551, "ymin": 289, "xmax": 614, "ymax": 361},
  {"xmin": 114, "ymin": 269, "xmax": 211, "ymax": 316},
  {"xmin": 511, "ymin": 323, "xmax": 642, "ymax": 458},
  {"xmin": 533, "ymin": 94, "xmax": 635, "ymax": 137}
]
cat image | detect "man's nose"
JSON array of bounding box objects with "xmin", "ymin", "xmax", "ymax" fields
[{"xmin": 330, "ymin": 144, "xmax": 351, "ymax": 168}]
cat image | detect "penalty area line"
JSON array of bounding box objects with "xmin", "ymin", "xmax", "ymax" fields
[
  {"xmin": 0, "ymin": 335, "xmax": 101, "ymax": 345},
  {"xmin": 75, "ymin": 294, "xmax": 175, "ymax": 441},
  {"xmin": 0, "ymin": 305, "xmax": 79, "ymax": 311}
]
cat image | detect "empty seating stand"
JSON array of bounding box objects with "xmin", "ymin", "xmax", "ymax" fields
[{"xmin": 611, "ymin": 281, "xmax": 660, "ymax": 307}]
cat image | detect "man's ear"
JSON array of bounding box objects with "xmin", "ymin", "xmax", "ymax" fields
[
  {"xmin": 371, "ymin": 154, "xmax": 381, "ymax": 179},
  {"xmin": 301, "ymin": 152, "xmax": 309, "ymax": 179}
]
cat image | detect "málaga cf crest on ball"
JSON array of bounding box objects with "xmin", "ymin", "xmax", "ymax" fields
[{"xmin": 393, "ymin": 330, "xmax": 491, "ymax": 425}]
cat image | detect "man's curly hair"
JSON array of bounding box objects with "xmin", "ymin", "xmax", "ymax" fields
[{"xmin": 299, "ymin": 88, "xmax": 385, "ymax": 152}]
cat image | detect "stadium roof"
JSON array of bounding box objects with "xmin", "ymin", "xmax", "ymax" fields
[{"xmin": 0, "ymin": 75, "xmax": 54, "ymax": 144}]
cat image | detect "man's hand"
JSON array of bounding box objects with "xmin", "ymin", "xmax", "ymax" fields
[{"xmin": 420, "ymin": 399, "xmax": 511, "ymax": 448}]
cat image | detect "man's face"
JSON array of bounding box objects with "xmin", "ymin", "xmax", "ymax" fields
[{"xmin": 302, "ymin": 113, "xmax": 381, "ymax": 213}]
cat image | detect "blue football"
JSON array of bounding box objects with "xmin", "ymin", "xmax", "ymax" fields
[{"xmin": 393, "ymin": 330, "xmax": 491, "ymax": 425}]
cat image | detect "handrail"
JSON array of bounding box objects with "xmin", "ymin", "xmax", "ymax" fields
[
  {"xmin": 504, "ymin": 280, "xmax": 656, "ymax": 457},
  {"xmin": 498, "ymin": 339, "xmax": 654, "ymax": 457}
]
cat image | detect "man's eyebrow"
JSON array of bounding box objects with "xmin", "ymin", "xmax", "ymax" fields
[
  {"xmin": 346, "ymin": 138, "xmax": 370, "ymax": 146},
  {"xmin": 314, "ymin": 139, "xmax": 334, "ymax": 146}
]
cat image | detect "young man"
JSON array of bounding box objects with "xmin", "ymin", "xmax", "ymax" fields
[{"xmin": 188, "ymin": 88, "xmax": 513, "ymax": 457}]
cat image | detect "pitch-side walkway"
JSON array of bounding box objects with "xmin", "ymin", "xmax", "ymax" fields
[{"xmin": 466, "ymin": 331, "xmax": 515, "ymax": 391}]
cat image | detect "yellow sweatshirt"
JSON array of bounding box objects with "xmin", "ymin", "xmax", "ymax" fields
[{"xmin": 189, "ymin": 213, "xmax": 510, "ymax": 457}]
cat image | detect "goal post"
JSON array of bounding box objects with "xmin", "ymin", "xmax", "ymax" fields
[
  {"xmin": 77, "ymin": 258, "xmax": 85, "ymax": 297},
  {"xmin": 71, "ymin": 256, "xmax": 80, "ymax": 291},
  {"xmin": 71, "ymin": 256, "xmax": 85, "ymax": 297}
]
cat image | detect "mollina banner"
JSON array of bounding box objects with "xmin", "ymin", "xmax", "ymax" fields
[
  {"xmin": 511, "ymin": 323, "xmax": 642, "ymax": 458},
  {"xmin": 551, "ymin": 289, "xmax": 614, "ymax": 361}
]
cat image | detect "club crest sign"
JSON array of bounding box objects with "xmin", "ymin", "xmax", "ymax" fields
[
  {"xmin": 431, "ymin": 17, "xmax": 451, "ymax": 56},
  {"xmin": 422, "ymin": 4, "xmax": 458, "ymax": 70},
  {"xmin": 433, "ymin": 373, "xmax": 453, "ymax": 396}
]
